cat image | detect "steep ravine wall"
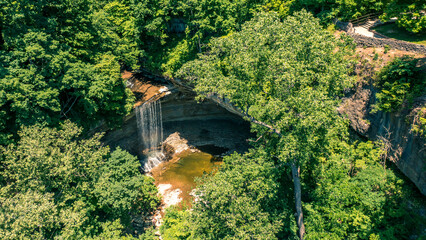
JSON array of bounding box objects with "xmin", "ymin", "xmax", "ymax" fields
[
  {"xmin": 339, "ymin": 81, "xmax": 426, "ymax": 195},
  {"xmin": 369, "ymin": 107, "xmax": 425, "ymax": 194},
  {"xmin": 102, "ymin": 90, "xmax": 252, "ymax": 158}
]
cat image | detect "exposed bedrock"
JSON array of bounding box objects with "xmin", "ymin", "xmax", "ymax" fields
[
  {"xmin": 368, "ymin": 102, "xmax": 425, "ymax": 195},
  {"xmin": 339, "ymin": 80, "xmax": 426, "ymax": 195},
  {"xmin": 103, "ymin": 91, "xmax": 252, "ymax": 159}
]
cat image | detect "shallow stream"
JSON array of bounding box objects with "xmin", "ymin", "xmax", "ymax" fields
[{"xmin": 151, "ymin": 151, "xmax": 221, "ymax": 207}]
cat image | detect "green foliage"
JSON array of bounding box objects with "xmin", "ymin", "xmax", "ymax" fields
[
  {"xmin": 0, "ymin": 191, "xmax": 59, "ymax": 240},
  {"xmin": 264, "ymin": 0, "xmax": 295, "ymax": 18},
  {"xmin": 0, "ymin": 121, "xmax": 159, "ymax": 239},
  {"xmin": 178, "ymin": 10, "xmax": 354, "ymax": 238},
  {"xmin": 159, "ymin": 139, "xmax": 425, "ymax": 239},
  {"xmin": 133, "ymin": 0, "xmax": 268, "ymax": 75},
  {"xmin": 95, "ymin": 147, "xmax": 160, "ymax": 219},
  {"xmin": 380, "ymin": 0, "xmax": 426, "ymax": 33},
  {"xmin": 284, "ymin": 0, "xmax": 425, "ymax": 33},
  {"xmin": 292, "ymin": 0, "xmax": 386, "ymax": 22},
  {"xmin": 304, "ymin": 141, "xmax": 424, "ymax": 239},
  {"xmin": 411, "ymin": 107, "xmax": 426, "ymax": 138},
  {"xmin": 134, "ymin": 0, "xmax": 266, "ymax": 41},
  {"xmin": 161, "ymin": 207, "xmax": 193, "ymax": 240},
  {"xmin": 2, "ymin": 121, "xmax": 107, "ymax": 194},
  {"xmin": 173, "ymin": 10, "xmax": 425, "ymax": 239},
  {"xmin": 99, "ymin": 0, "xmax": 143, "ymax": 69},
  {"xmin": 373, "ymin": 56, "xmax": 424, "ymax": 113},
  {"xmin": 139, "ymin": 227, "xmax": 159, "ymax": 240},
  {"xmin": 160, "ymin": 150, "xmax": 296, "ymax": 239},
  {"xmin": 1, "ymin": 1, "xmax": 424, "ymax": 239},
  {"xmin": 190, "ymin": 150, "xmax": 292, "ymax": 239},
  {"xmin": 161, "ymin": 38, "xmax": 197, "ymax": 77},
  {"xmin": 373, "ymin": 53, "xmax": 379, "ymax": 61},
  {"xmin": 179, "ymin": 10, "xmax": 354, "ymax": 168},
  {"xmin": 0, "ymin": 0, "xmax": 137, "ymax": 144},
  {"xmin": 384, "ymin": 45, "xmax": 390, "ymax": 54},
  {"xmin": 83, "ymin": 220, "xmax": 139, "ymax": 240}
]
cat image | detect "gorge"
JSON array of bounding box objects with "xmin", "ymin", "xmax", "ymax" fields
[{"xmin": 2, "ymin": 1, "xmax": 425, "ymax": 238}]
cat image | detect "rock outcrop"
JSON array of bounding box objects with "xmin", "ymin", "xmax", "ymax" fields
[
  {"xmin": 162, "ymin": 132, "xmax": 192, "ymax": 160},
  {"xmin": 339, "ymin": 75, "xmax": 426, "ymax": 195}
]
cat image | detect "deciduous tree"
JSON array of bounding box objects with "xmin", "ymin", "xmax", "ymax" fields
[
  {"xmin": 178, "ymin": 10, "xmax": 354, "ymax": 239},
  {"xmin": 0, "ymin": 121, "xmax": 159, "ymax": 238}
]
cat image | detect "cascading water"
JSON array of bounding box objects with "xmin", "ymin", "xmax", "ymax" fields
[{"xmin": 136, "ymin": 99, "xmax": 165, "ymax": 172}]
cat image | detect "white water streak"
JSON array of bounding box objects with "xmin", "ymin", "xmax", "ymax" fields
[{"xmin": 136, "ymin": 100, "xmax": 165, "ymax": 172}]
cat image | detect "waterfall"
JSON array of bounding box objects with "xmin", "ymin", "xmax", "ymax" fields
[{"xmin": 136, "ymin": 99, "xmax": 165, "ymax": 172}]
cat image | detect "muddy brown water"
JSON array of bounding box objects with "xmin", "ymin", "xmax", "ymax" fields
[{"xmin": 151, "ymin": 151, "xmax": 221, "ymax": 207}]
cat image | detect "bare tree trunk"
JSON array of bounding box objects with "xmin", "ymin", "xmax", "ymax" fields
[
  {"xmin": 197, "ymin": 34, "xmax": 202, "ymax": 53},
  {"xmin": 291, "ymin": 162, "xmax": 305, "ymax": 240}
]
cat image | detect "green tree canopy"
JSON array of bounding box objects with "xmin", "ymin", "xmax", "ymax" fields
[
  {"xmin": 94, "ymin": 147, "xmax": 160, "ymax": 218},
  {"xmin": 304, "ymin": 140, "xmax": 425, "ymax": 240},
  {"xmin": 159, "ymin": 139, "xmax": 426, "ymax": 239},
  {"xmin": 132, "ymin": 0, "xmax": 269, "ymax": 75},
  {"xmin": 178, "ymin": 10, "xmax": 354, "ymax": 174},
  {"xmin": 0, "ymin": 191, "xmax": 59, "ymax": 240},
  {"xmin": 373, "ymin": 56, "xmax": 424, "ymax": 113},
  {"xmin": 0, "ymin": 121, "xmax": 160, "ymax": 239},
  {"xmin": 0, "ymin": 0, "xmax": 139, "ymax": 144},
  {"xmin": 178, "ymin": 10, "xmax": 355, "ymax": 239}
]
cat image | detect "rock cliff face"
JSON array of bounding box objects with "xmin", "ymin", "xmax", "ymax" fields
[
  {"xmin": 369, "ymin": 105, "xmax": 425, "ymax": 194},
  {"xmin": 339, "ymin": 79, "xmax": 426, "ymax": 195},
  {"xmin": 103, "ymin": 90, "xmax": 252, "ymax": 159}
]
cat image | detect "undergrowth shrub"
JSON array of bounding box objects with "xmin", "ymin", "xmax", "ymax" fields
[
  {"xmin": 372, "ymin": 56, "xmax": 424, "ymax": 113},
  {"xmin": 412, "ymin": 107, "xmax": 426, "ymax": 138}
]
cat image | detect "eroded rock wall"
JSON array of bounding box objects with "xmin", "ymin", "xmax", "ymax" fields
[
  {"xmin": 369, "ymin": 105, "xmax": 425, "ymax": 195},
  {"xmin": 102, "ymin": 91, "xmax": 251, "ymax": 158},
  {"xmin": 339, "ymin": 80, "xmax": 426, "ymax": 195}
]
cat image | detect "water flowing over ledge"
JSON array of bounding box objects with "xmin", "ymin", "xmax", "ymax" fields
[{"xmin": 136, "ymin": 99, "xmax": 165, "ymax": 172}]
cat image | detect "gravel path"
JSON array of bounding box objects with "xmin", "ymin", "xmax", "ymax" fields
[{"xmin": 354, "ymin": 26, "xmax": 375, "ymax": 37}]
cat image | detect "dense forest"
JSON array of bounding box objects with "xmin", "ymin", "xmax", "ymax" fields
[{"xmin": 0, "ymin": 0, "xmax": 425, "ymax": 239}]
